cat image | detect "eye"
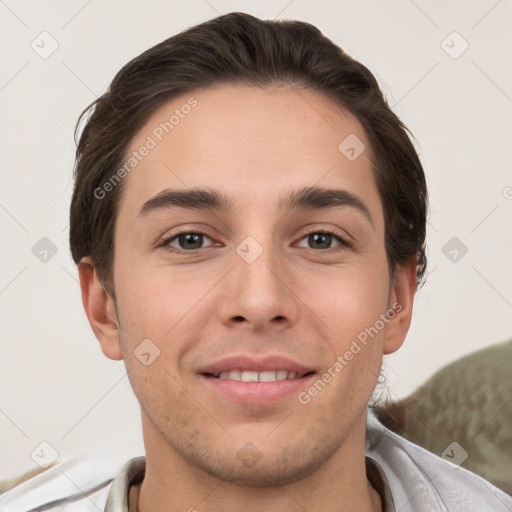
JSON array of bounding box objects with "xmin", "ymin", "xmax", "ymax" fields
[
  {"xmin": 160, "ymin": 229, "xmax": 351, "ymax": 253},
  {"xmin": 163, "ymin": 231, "xmax": 217, "ymax": 252},
  {"xmin": 296, "ymin": 230, "xmax": 351, "ymax": 251}
]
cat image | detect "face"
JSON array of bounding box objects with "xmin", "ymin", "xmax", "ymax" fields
[{"xmin": 83, "ymin": 84, "xmax": 415, "ymax": 487}]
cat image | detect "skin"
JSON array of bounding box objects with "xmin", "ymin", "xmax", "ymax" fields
[{"xmin": 78, "ymin": 84, "xmax": 417, "ymax": 512}]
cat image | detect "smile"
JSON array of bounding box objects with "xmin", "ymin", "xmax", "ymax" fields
[{"xmin": 210, "ymin": 370, "xmax": 310, "ymax": 381}]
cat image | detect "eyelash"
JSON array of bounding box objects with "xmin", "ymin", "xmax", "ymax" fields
[{"xmin": 159, "ymin": 228, "xmax": 352, "ymax": 254}]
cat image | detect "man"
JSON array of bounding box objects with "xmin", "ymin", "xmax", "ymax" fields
[{"xmin": 3, "ymin": 11, "xmax": 511, "ymax": 512}]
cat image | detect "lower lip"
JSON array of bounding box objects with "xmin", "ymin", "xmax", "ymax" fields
[{"xmin": 199, "ymin": 374, "xmax": 316, "ymax": 404}]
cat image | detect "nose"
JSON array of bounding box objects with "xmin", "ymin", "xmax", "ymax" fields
[{"xmin": 217, "ymin": 237, "xmax": 300, "ymax": 332}]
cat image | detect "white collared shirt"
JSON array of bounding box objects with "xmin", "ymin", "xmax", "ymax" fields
[{"xmin": 2, "ymin": 411, "xmax": 510, "ymax": 511}]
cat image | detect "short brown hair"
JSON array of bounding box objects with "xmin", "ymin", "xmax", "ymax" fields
[{"xmin": 70, "ymin": 11, "xmax": 428, "ymax": 297}]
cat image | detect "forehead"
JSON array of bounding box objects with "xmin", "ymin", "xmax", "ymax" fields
[{"xmin": 118, "ymin": 84, "xmax": 381, "ymax": 223}]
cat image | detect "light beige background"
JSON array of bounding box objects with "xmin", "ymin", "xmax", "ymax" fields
[{"xmin": 1, "ymin": 0, "xmax": 511, "ymax": 480}]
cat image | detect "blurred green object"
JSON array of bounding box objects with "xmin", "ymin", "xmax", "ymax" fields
[{"xmin": 377, "ymin": 338, "xmax": 512, "ymax": 495}]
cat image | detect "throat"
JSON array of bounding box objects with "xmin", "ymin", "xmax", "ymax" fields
[{"xmin": 128, "ymin": 482, "xmax": 141, "ymax": 512}]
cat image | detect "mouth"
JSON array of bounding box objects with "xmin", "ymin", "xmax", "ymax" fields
[
  {"xmin": 204, "ymin": 370, "xmax": 315, "ymax": 382},
  {"xmin": 197, "ymin": 355, "xmax": 317, "ymax": 404}
]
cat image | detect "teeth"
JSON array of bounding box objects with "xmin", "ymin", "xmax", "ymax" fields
[
  {"xmin": 241, "ymin": 371, "xmax": 259, "ymax": 382},
  {"xmin": 215, "ymin": 370, "xmax": 302, "ymax": 382},
  {"xmin": 259, "ymin": 371, "xmax": 277, "ymax": 382}
]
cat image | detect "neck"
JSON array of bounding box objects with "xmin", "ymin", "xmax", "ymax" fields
[{"xmin": 135, "ymin": 412, "xmax": 382, "ymax": 512}]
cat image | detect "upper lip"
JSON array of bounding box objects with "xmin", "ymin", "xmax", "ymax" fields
[{"xmin": 198, "ymin": 355, "xmax": 315, "ymax": 376}]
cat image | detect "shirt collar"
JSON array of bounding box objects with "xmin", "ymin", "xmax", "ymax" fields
[
  {"xmin": 104, "ymin": 413, "xmax": 393, "ymax": 511},
  {"xmin": 105, "ymin": 456, "xmax": 145, "ymax": 512}
]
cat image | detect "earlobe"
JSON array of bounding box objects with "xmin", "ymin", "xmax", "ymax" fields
[
  {"xmin": 77, "ymin": 257, "xmax": 123, "ymax": 361},
  {"xmin": 382, "ymin": 258, "xmax": 417, "ymax": 355}
]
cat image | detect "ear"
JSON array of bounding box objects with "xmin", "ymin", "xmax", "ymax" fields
[
  {"xmin": 382, "ymin": 257, "xmax": 418, "ymax": 355},
  {"xmin": 77, "ymin": 257, "xmax": 123, "ymax": 360}
]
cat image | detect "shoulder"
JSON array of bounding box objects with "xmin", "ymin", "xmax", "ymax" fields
[
  {"xmin": 366, "ymin": 411, "xmax": 512, "ymax": 511},
  {"xmin": 0, "ymin": 446, "xmax": 143, "ymax": 512}
]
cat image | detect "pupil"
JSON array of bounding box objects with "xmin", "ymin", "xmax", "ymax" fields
[
  {"xmin": 310, "ymin": 233, "xmax": 330, "ymax": 249},
  {"xmin": 180, "ymin": 233, "xmax": 202, "ymax": 249},
  {"xmin": 177, "ymin": 233, "xmax": 332, "ymax": 250}
]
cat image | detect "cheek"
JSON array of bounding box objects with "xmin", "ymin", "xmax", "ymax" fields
[
  {"xmin": 300, "ymin": 263, "xmax": 390, "ymax": 342},
  {"xmin": 113, "ymin": 256, "xmax": 174, "ymax": 333},
  {"xmin": 113, "ymin": 260, "xmax": 216, "ymax": 364}
]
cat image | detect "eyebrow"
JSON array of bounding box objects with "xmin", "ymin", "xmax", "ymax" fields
[{"xmin": 138, "ymin": 186, "xmax": 373, "ymax": 225}]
